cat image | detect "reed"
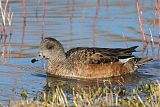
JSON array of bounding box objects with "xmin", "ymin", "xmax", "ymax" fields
[
  {"xmin": 7, "ymin": 8, "xmax": 13, "ymax": 36},
  {"xmin": 20, "ymin": 0, "xmax": 26, "ymax": 48},
  {"xmin": 156, "ymin": 0, "xmax": 160, "ymax": 59},
  {"xmin": 22, "ymin": 0, "xmax": 26, "ymax": 22},
  {"xmin": 149, "ymin": 28, "xmax": 155, "ymax": 59},
  {"xmin": 157, "ymin": 0, "xmax": 160, "ymax": 35},
  {"xmin": 21, "ymin": 19, "xmax": 26, "ymax": 48},
  {"xmin": 136, "ymin": 0, "xmax": 147, "ymax": 46},
  {"xmin": 0, "ymin": 0, "xmax": 14, "ymax": 58},
  {"xmin": 0, "ymin": 0, "xmax": 8, "ymax": 34}
]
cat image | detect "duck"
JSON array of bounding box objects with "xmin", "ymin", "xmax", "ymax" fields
[{"xmin": 31, "ymin": 37, "xmax": 152, "ymax": 79}]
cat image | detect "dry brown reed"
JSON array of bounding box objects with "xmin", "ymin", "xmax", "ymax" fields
[
  {"xmin": 156, "ymin": 0, "xmax": 160, "ymax": 59},
  {"xmin": 136, "ymin": 0, "xmax": 147, "ymax": 46},
  {"xmin": 22, "ymin": 0, "xmax": 26, "ymax": 22},
  {"xmin": 157, "ymin": 0, "xmax": 160, "ymax": 35},
  {"xmin": 0, "ymin": 0, "xmax": 8, "ymax": 34},
  {"xmin": 0, "ymin": 0, "xmax": 13, "ymax": 57}
]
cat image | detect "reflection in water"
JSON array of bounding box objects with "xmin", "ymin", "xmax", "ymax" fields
[
  {"xmin": 67, "ymin": 0, "xmax": 74, "ymax": 48},
  {"xmin": 41, "ymin": 0, "xmax": 47, "ymax": 39},
  {"xmin": 92, "ymin": 0, "xmax": 100, "ymax": 46},
  {"xmin": 21, "ymin": 0, "xmax": 26, "ymax": 48},
  {"xmin": 45, "ymin": 72, "xmax": 154, "ymax": 89},
  {"xmin": 21, "ymin": 18, "xmax": 26, "ymax": 48},
  {"xmin": 40, "ymin": 72, "xmax": 155, "ymax": 104}
]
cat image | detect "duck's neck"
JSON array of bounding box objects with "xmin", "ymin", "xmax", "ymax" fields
[
  {"xmin": 49, "ymin": 52, "xmax": 66, "ymax": 63},
  {"xmin": 47, "ymin": 53, "xmax": 71, "ymax": 73}
]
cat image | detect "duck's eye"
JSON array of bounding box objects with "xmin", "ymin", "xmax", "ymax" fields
[{"xmin": 46, "ymin": 44, "xmax": 54, "ymax": 50}]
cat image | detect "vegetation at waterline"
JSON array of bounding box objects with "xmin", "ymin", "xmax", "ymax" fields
[{"xmin": 6, "ymin": 81, "xmax": 160, "ymax": 107}]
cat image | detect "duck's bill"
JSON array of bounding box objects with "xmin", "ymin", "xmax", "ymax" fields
[
  {"xmin": 31, "ymin": 58, "xmax": 40, "ymax": 63},
  {"xmin": 31, "ymin": 56, "xmax": 48, "ymax": 63}
]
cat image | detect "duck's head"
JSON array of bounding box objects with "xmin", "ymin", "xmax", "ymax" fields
[{"xmin": 31, "ymin": 37, "xmax": 66, "ymax": 63}]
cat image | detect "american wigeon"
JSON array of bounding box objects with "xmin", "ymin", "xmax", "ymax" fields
[{"xmin": 31, "ymin": 37, "xmax": 152, "ymax": 79}]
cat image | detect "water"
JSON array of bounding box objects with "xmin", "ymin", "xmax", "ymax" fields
[{"xmin": 0, "ymin": 0, "xmax": 160, "ymax": 105}]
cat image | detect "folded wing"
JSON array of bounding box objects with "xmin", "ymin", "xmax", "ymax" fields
[{"xmin": 65, "ymin": 46, "xmax": 138, "ymax": 64}]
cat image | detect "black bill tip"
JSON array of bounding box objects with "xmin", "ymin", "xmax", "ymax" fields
[{"xmin": 31, "ymin": 58, "xmax": 39, "ymax": 63}]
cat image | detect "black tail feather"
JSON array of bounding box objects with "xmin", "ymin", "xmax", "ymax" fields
[
  {"xmin": 116, "ymin": 46, "xmax": 138, "ymax": 58},
  {"xmin": 128, "ymin": 46, "xmax": 139, "ymax": 50},
  {"xmin": 121, "ymin": 46, "xmax": 138, "ymax": 54}
]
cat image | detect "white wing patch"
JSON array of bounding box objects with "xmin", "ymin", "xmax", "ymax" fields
[{"xmin": 119, "ymin": 57, "xmax": 134, "ymax": 63}]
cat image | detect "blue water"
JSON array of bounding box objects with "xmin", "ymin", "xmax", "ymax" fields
[{"xmin": 0, "ymin": 0, "xmax": 159, "ymax": 105}]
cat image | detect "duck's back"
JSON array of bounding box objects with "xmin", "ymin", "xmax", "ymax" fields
[{"xmin": 65, "ymin": 46, "xmax": 138, "ymax": 64}]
